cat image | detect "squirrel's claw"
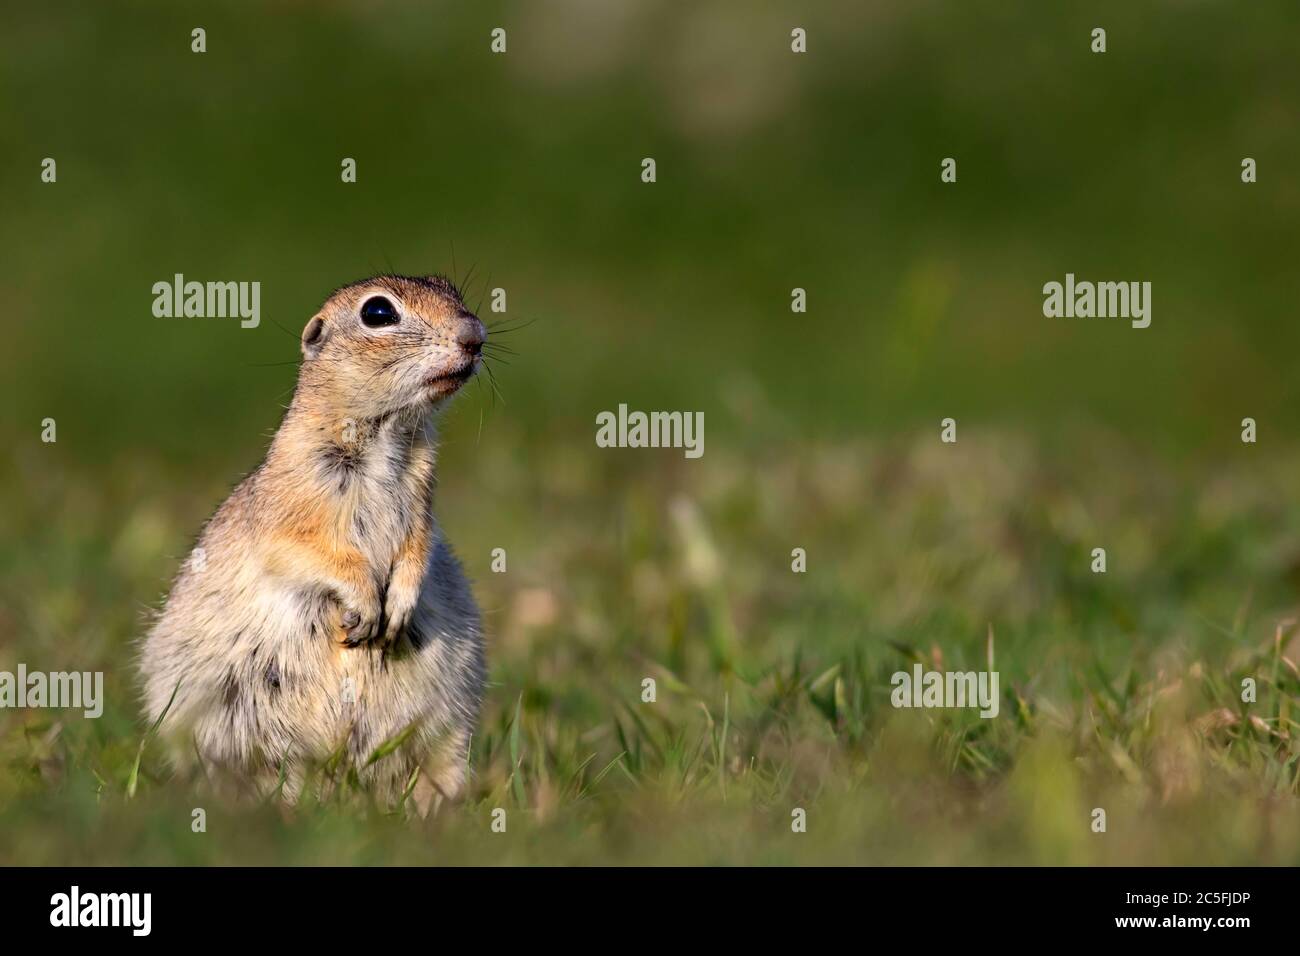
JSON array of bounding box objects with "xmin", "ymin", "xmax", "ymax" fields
[
  {"xmin": 335, "ymin": 607, "xmax": 380, "ymax": 647},
  {"xmin": 380, "ymin": 608, "xmax": 412, "ymax": 648}
]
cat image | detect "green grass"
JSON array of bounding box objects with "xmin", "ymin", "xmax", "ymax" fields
[{"xmin": 2, "ymin": 423, "xmax": 1298, "ymax": 865}]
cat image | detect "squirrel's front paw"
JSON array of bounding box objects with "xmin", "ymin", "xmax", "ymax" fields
[
  {"xmin": 380, "ymin": 592, "xmax": 418, "ymax": 647},
  {"xmin": 332, "ymin": 602, "xmax": 380, "ymax": 647}
]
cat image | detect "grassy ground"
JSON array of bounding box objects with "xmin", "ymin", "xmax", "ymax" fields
[{"xmin": 2, "ymin": 418, "xmax": 1298, "ymax": 865}]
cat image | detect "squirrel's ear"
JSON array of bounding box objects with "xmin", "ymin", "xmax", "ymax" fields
[{"xmin": 301, "ymin": 314, "xmax": 328, "ymax": 359}]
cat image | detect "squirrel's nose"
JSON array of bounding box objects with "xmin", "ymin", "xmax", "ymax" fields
[{"xmin": 455, "ymin": 314, "xmax": 486, "ymax": 357}]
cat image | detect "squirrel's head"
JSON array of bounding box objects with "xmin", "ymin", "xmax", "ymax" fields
[{"xmin": 299, "ymin": 274, "xmax": 486, "ymax": 418}]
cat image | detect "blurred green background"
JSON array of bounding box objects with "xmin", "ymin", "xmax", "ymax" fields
[
  {"xmin": 1, "ymin": 1, "xmax": 1299, "ymax": 864},
  {"xmin": 3, "ymin": 0, "xmax": 1298, "ymax": 463}
]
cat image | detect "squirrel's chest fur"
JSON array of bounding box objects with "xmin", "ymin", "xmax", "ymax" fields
[
  {"xmin": 138, "ymin": 411, "xmax": 484, "ymax": 803},
  {"xmin": 321, "ymin": 420, "xmax": 431, "ymax": 566}
]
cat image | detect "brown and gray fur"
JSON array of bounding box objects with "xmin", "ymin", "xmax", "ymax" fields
[{"xmin": 139, "ymin": 275, "xmax": 488, "ymax": 813}]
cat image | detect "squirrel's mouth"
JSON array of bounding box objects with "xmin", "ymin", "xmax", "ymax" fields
[{"xmin": 423, "ymin": 360, "xmax": 477, "ymax": 396}]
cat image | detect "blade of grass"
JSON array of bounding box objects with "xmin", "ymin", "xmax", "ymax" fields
[{"xmin": 126, "ymin": 679, "xmax": 180, "ymax": 798}]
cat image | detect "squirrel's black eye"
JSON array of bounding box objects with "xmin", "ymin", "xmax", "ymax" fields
[{"xmin": 360, "ymin": 296, "xmax": 399, "ymax": 328}]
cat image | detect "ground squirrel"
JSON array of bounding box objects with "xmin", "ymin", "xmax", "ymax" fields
[{"xmin": 139, "ymin": 275, "xmax": 488, "ymax": 813}]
